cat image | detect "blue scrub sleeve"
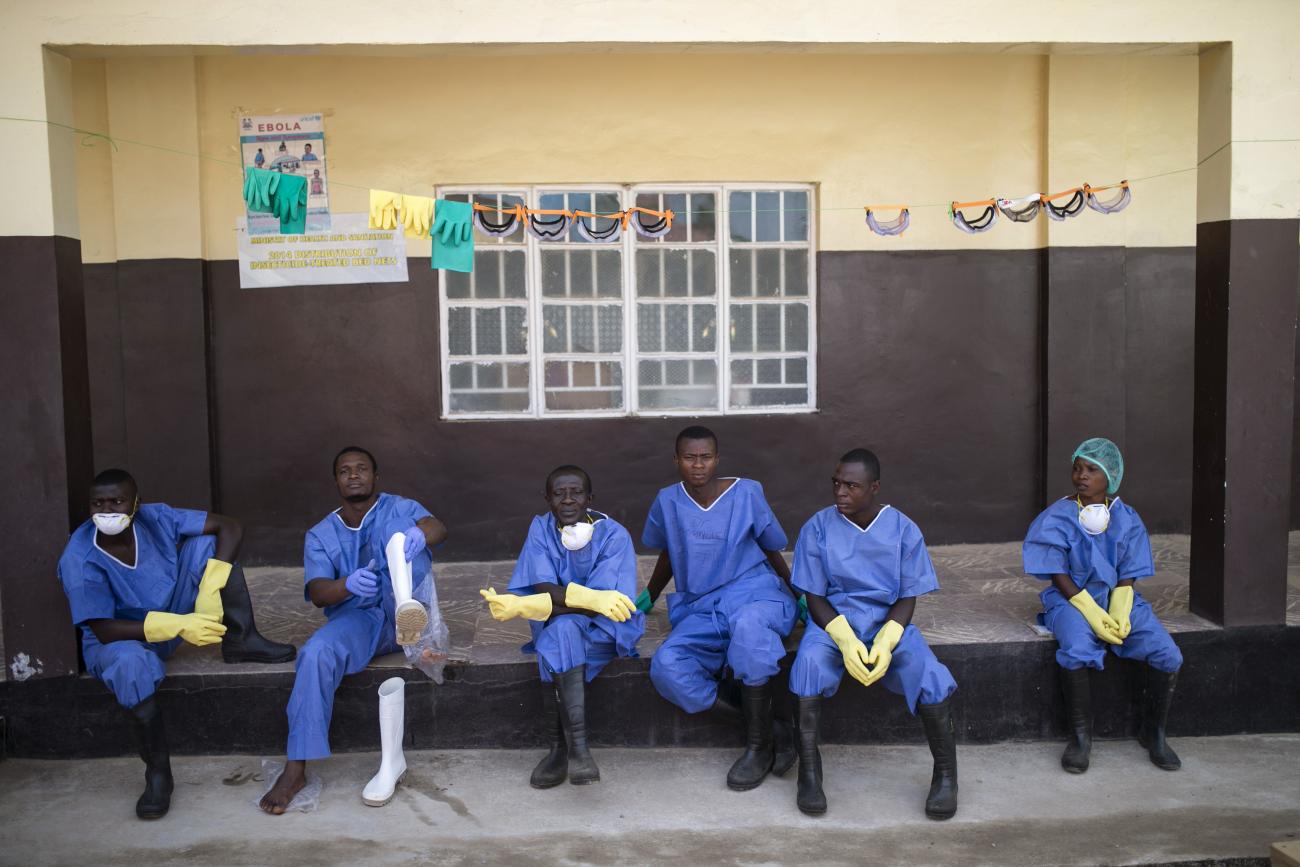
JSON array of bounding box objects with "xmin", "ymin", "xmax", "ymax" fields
[
  {"xmin": 790, "ymin": 519, "xmax": 828, "ymax": 598},
  {"xmin": 1117, "ymin": 511, "xmax": 1155, "ymax": 581},
  {"xmin": 584, "ymin": 526, "xmax": 638, "ymax": 597},
  {"xmin": 898, "ymin": 522, "xmax": 940, "ymax": 597},
  {"xmin": 642, "ymin": 495, "xmax": 668, "ymax": 549},
  {"xmin": 150, "ymin": 503, "xmax": 208, "ymax": 544},
  {"xmin": 507, "ymin": 521, "xmax": 560, "ymax": 593},
  {"xmin": 1023, "ymin": 511, "xmax": 1071, "ymax": 580},
  {"xmin": 750, "ymin": 483, "xmax": 788, "ymax": 551},
  {"xmin": 303, "ymin": 532, "xmax": 338, "ymax": 600},
  {"xmin": 58, "ymin": 559, "xmax": 118, "ymax": 626}
]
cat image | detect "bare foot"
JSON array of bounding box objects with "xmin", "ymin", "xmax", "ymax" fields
[{"xmin": 259, "ymin": 760, "xmax": 307, "ymax": 814}]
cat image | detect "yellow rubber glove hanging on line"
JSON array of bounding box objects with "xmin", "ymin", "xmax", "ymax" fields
[
  {"xmin": 369, "ymin": 189, "xmax": 402, "ymax": 230},
  {"xmin": 401, "ymin": 194, "xmax": 435, "ymax": 239}
]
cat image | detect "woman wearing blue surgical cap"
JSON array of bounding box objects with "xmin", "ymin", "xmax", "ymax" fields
[{"xmin": 1022, "ymin": 438, "xmax": 1184, "ymax": 774}]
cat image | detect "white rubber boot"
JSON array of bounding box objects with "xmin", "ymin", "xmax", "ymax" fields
[
  {"xmin": 386, "ymin": 532, "xmax": 428, "ymax": 646},
  {"xmin": 361, "ymin": 676, "xmax": 407, "ymax": 807}
]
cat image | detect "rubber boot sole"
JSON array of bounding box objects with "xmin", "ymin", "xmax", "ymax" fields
[{"xmin": 395, "ymin": 602, "xmax": 429, "ymax": 646}]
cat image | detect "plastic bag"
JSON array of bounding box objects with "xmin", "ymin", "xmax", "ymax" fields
[
  {"xmin": 404, "ymin": 563, "xmax": 451, "ymax": 683},
  {"xmin": 253, "ymin": 759, "xmax": 322, "ymax": 813}
]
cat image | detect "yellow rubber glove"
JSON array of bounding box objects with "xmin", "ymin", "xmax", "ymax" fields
[
  {"xmin": 1108, "ymin": 585, "xmax": 1134, "ymax": 640},
  {"xmin": 1069, "ymin": 589, "xmax": 1123, "ymax": 645},
  {"xmin": 479, "ymin": 587, "xmax": 553, "ymax": 622},
  {"xmin": 369, "ymin": 189, "xmax": 401, "ymax": 230},
  {"xmin": 825, "ymin": 614, "xmax": 873, "ymax": 688},
  {"xmin": 864, "ymin": 619, "xmax": 905, "ymax": 686},
  {"xmin": 143, "ymin": 611, "xmax": 226, "ymax": 646},
  {"xmin": 564, "ymin": 583, "xmax": 636, "ymax": 622},
  {"xmin": 194, "ymin": 558, "xmax": 232, "ymax": 622},
  {"xmin": 401, "ymin": 194, "xmax": 435, "ymax": 239}
]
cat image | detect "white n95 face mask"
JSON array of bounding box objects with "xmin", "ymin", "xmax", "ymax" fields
[
  {"xmin": 560, "ymin": 521, "xmax": 595, "ymax": 551},
  {"xmin": 1077, "ymin": 502, "xmax": 1111, "ymax": 536},
  {"xmin": 93, "ymin": 512, "xmax": 133, "ymax": 536}
]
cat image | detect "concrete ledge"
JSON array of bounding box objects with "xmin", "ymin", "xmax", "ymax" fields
[{"xmin": 1, "ymin": 624, "xmax": 1296, "ymax": 759}]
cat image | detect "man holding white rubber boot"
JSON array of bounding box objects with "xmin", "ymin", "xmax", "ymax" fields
[{"xmin": 260, "ymin": 446, "xmax": 446, "ymax": 814}]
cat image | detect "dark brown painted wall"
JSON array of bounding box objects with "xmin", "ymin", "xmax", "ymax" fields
[{"xmin": 79, "ymin": 247, "xmax": 1197, "ymax": 563}]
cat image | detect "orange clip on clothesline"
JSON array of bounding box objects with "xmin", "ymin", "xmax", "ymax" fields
[
  {"xmin": 1040, "ymin": 187, "xmax": 1083, "ymax": 202},
  {"xmin": 572, "ymin": 210, "xmax": 631, "ymax": 229},
  {"xmin": 1082, "ymin": 180, "xmax": 1129, "ymax": 194},
  {"xmin": 862, "ymin": 204, "xmax": 909, "ymax": 213},
  {"xmin": 470, "ymin": 202, "xmax": 674, "ymax": 232}
]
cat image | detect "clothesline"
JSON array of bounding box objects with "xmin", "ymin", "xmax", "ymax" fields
[{"xmin": 1, "ymin": 114, "xmax": 1294, "ymax": 218}]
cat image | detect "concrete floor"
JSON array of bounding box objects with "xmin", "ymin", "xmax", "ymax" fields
[{"xmin": 0, "ymin": 735, "xmax": 1296, "ymax": 866}]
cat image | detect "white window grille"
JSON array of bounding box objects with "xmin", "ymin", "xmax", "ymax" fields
[{"xmin": 439, "ymin": 184, "xmax": 816, "ymax": 419}]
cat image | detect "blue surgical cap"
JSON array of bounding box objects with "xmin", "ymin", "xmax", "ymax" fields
[{"xmin": 1072, "ymin": 438, "xmax": 1123, "ymax": 495}]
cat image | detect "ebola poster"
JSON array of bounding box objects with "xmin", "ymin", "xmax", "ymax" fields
[
  {"xmin": 236, "ymin": 213, "xmax": 408, "ymax": 288},
  {"xmin": 239, "ymin": 113, "xmax": 331, "ymax": 234}
]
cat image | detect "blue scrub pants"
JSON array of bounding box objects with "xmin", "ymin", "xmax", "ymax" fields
[
  {"xmin": 82, "ymin": 536, "xmax": 216, "ymax": 708},
  {"xmin": 1042, "ymin": 592, "xmax": 1183, "ymax": 673},
  {"xmin": 286, "ymin": 606, "xmax": 398, "ymax": 760},
  {"xmin": 649, "ymin": 572, "xmax": 796, "ymax": 714},
  {"xmin": 530, "ymin": 614, "xmax": 619, "ymax": 683},
  {"xmin": 789, "ymin": 622, "xmax": 956, "ymax": 712}
]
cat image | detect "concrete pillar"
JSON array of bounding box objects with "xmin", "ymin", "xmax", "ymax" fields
[{"xmin": 1189, "ymin": 44, "xmax": 1298, "ymax": 626}]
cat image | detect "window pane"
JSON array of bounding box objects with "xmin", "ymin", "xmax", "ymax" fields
[
  {"xmin": 730, "ymin": 249, "xmax": 752, "ymax": 297},
  {"xmin": 638, "ymin": 359, "xmax": 718, "ymax": 410},
  {"xmin": 596, "ymin": 250, "xmax": 621, "ymax": 298},
  {"xmin": 755, "ymin": 191, "xmax": 781, "ymax": 242},
  {"xmin": 570, "ymin": 306, "xmax": 594, "ymax": 351},
  {"xmin": 692, "ymin": 305, "xmax": 717, "ymax": 352},
  {"xmin": 664, "ymin": 305, "xmax": 690, "ymax": 352},
  {"xmin": 505, "ymin": 307, "xmax": 528, "ymax": 355},
  {"xmin": 541, "ymin": 251, "xmax": 566, "ymax": 298},
  {"xmin": 663, "ymin": 250, "xmax": 688, "ymax": 297},
  {"xmin": 636, "ymin": 191, "xmax": 717, "ymax": 244},
  {"xmin": 636, "ymin": 250, "xmax": 661, "ymax": 298},
  {"xmin": 503, "ymin": 250, "xmax": 527, "ymax": 298},
  {"xmin": 755, "ymin": 249, "xmax": 781, "ymax": 297},
  {"xmin": 448, "ymin": 307, "xmax": 472, "ymax": 356},
  {"xmin": 470, "ymin": 193, "xmax": 527, "ymax": 246},
  {"xmin": 474, "ymin": 250, "xmax": 502, "ymax": 299},
  {"xmin": 783, "ymin": 191, "xmax": 809, "ymax": 241},
  {"xmin": 729, "ymin": 360, "xmax": 808, "ymax": 408},
  {"xmin": 785, "ymin": 303, "xmax": 809, "ymax": 352},
  {"xmin": 597, "ymin": 305, "xmax": 623, "ymax": 352},
  {"xmin": 637, "ymin": 302, "xmax": 662, "ymax": 352},
  {"xmin": 730, "ymin": 303, "xmax": 754, "ymax": 352},
  {"xmin": 445, "ymin": 269, "xmax": 470, "ymax": 299},
  {"xmin": 783, "ymin": 249, "xmax": 808, "ymax": 297},
  {"xmin": 755, "ymin": 303, "xmax": 782, "ymax": 351},
  {"xmin": 729, "ymin": 191, "xmax": 753, "ymax": 242},
  {"xmin": 569, "ymin": 251, "xmax": 593, "ymax": 298},
  {"xmin": 542, "ymin": 305, "xmax": 566, "ymax": 353},
  {"xmin": 785, "ymin": 357, "xmax": 808, "ymax": 384},
  {"xmin": 691, "ymin": 193, "xmax": 717, "ymax": 243},
  {"xmin": 690, "ymin": 249, "xmax": 717, "ymax": 297}
]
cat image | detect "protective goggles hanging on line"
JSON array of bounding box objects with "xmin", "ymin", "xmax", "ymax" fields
[
  {"xmin": 526, "ymin": 209, "xmax": 573, "ymax": 241},
  {"xmin": 472, "ymin": 203, "xmax": 526, "ymax": 238},
  {"xmin": 1084, "ymin": 181, "xmax": 1132, "ymax": 215},
  {"xmin": 628, "ymin": 206, "xmax": 675, "ymax": 239},
  {"xmin": 573, "ymin": 210, "xmax": 626, "ymax": 243},
  {"xmin": 1043, "ymin": 187, "xmax": 1086, "ymax": 221},
  {"xmin": 864, "ymin": 205, "xmax": 910, "ymax": 236},
  {"xmin": 950, "ymin": 199, "xmax": 999, "ymax": 234},
  {"xmin": 996, "ymin": 193, "xmax": 1043, "ymax": 223}
]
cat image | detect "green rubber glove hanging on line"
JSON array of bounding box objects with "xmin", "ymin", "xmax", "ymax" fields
[
  {"xmin": 431, "ymin": 199, "xmax": 474, "ymax": 273},
  {"xmin": 242, "ymin": 168, "xmax": 279, "ymax": 213},
  {"xmin": 272, "ymin": 173, "xmax": 308, "ymax": 234}
]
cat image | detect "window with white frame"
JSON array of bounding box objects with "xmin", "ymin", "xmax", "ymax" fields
[{"xmin": 439, "ymin": 184, "xmax": 815, "ymax": 419}]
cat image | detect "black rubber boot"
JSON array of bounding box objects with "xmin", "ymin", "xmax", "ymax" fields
[
  {"xmin": 772, "ymin": 707, "xmax": 796, "ymax": 778},
  {"xmin": 726, "ymin": 682, "xmax": 775, "ymax": 791},
  {"xmin": 530, "ymin": 681, "xmax": 568, "ymax": 788},
  {"xmin": 795, "ymin": 696, "xmax": 826, "ymax": 815},
  {"xmin": 1060, "ymin": 666, "xmax": 1092, "ymax": 774},
  {"xmin": 556, "ymin": 667, "xmax": 599, "ymax": 785},
  {"xmin": 128, "ymin": 697, "xmax": 173, "ymax": 820},
  {"xmin": 220, "ymin": 564, "xmax": 297, "ymax": 664},
  {"xmin": 711, "ymin": 675, "xmax": 743, "ymax": 723},
  {"xmin": 918, "ymin": 697, "xmax": 958, "ymax": 820},
  {"xmin": 1138, "ymin": 667, "xmax": 1182, "ymax": 771}
]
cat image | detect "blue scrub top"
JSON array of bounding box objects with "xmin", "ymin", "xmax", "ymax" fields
[
  {"xmin": 508, "ymin": 509, "xmax": 643, "ymax": 655},
  {"xmin": 642, "ymin": 478, "xmax": 787, "ymax": 600},
  {"xmin": 304, "ymin": 492, "xmax": 433, "ymax": 620},
  {"xmin": 57, "ymin": 503, "xmax": 208, "ymax": 629},
  {"xmin": 792, "ymin": 505, "xmax": 938, "ymax": 634},
  {"xmin": 1022, "ymin": 497, "xmax": 1154, "ymax": 607}
]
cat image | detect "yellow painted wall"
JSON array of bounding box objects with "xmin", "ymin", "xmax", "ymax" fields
[
  {"xmin": 72, "ymin": 51, "xmax": 1197, "ymax": 262},
  {"xmin": 7, "ymin": 1, "xmax": 1300, "ymax": 239}
]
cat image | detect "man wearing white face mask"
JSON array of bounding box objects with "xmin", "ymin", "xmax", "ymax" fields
[
  {"xmin": 479, "ymin": 465, "xmax": 644, "ymax": 787},
  {"xmin": 1022, "ymin": 438, "xmax": 1184, "ymax": 777},
  {"xmin": 56, "ymin": 468, "xmax": 295, "ymax": 820}
]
